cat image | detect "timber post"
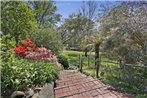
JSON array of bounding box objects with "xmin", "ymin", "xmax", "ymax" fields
[{"xmin": 95, "ymin": 43, "xmax": 100, "ymax": 78}]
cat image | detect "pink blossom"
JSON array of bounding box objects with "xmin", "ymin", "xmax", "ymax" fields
[{"xmin": 25, "ymin": 47, "xmax": 57, "ymax": 62}]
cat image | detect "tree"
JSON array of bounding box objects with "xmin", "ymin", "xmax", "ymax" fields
[
  {"xmin": 81, "ymin": 32, "xmax": 104, "ymax": 78},
  {"xmin": 99, "ymin": 1, "xmax": 147, "ymax": 66},
  {"xmin": 78, "ymin": 1, "xmax": 99, "ymax": 54},
  {"xmin": 58, "ymin": 13, "xmax": 94, "ymax": 49},
  {"xmin": 80, "ymin": 1, "xmax": 98, "ymax": 26},
  {"xmin": 1, "ymin": 1, "xmax": 38, "ymax": 46},
  {"xmin": 28, "ymin": 1, "xmax": 61, "ymax": 28}
]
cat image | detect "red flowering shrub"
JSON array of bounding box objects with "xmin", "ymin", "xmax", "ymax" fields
[
  {"xmin": 14, "ymin": 38, "xmax": 57, "ymax": 62},
  {"xmin": 21, "ymin": 38, "xmax": 36, "ymax": 51},
  {"xmin": 14, "ymin": 46, "xmax": 27, "ymax": 56},
  {"xmin": 14, "ymin": 38, "xmax": 36, "ymax": 57}
]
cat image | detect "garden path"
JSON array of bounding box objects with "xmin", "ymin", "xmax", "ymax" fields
[{"xmin": 54, "ymin": 70, "xmax": 133, "ymax": 98}]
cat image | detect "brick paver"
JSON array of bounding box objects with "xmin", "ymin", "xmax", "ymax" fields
[{"xmin": 54, "ymin": 70, "xmax": 133, "ymax": 98}]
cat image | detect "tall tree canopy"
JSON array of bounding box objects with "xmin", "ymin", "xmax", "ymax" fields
[
  {"xmin": 1, "ymin": 1, "xmax": 38, "ymax": 45},
  {"xmin": 99, "ymin": 1, "xmax": 147, "ymax": 65},
  {"xmin": 28, "ymin": 1, "xmax": 61, "ymax": 28}
]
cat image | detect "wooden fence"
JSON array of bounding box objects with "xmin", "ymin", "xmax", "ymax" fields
[{"xmin": 78, "ymin": 53, "xmax": 147, "ymax": 78}]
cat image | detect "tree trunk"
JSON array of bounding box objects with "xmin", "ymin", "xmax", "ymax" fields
[
  {"xmin": 85, "ymin": 48, "xmax": 88, "ymax": 57},
  {"xmin": 95, "ymin": 43, "xmax": 100, "ymax": 78}
]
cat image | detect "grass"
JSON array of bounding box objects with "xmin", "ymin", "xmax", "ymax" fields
[
  {"xmin": 63, "ymin": 50, "xmax": 119, "ymax": 78},
  {"xmin": 62, "ymin": 50, "xmax": 147, "ymax": 98},
  {"xmin": 63, "ymin": 50, "xmax": 85, "ymax": 55}
]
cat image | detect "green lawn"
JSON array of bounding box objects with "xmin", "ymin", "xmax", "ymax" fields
[{"xmin": 63, "ymin": 50, "xmax": 86, "ymax": 55}]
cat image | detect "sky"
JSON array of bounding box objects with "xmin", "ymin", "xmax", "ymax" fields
[{"xmin": 55, "ymin": 1, "xmax": 83, "ymax": 19}]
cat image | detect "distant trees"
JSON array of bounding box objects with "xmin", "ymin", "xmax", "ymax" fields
[
  {"xmin": 99, "ymin": 1, "xmax": 147, "ymax": 66},
  {"xmin": 59, "ymin": 1, "xmax": 147, "ymax": 67},
  {"xmin": 59, "ymin": 1, "xmax": 99, "ymax": 50},
  {"xmin": 59, "ymin": 13, "xmax": 94, "ymax": 49}
]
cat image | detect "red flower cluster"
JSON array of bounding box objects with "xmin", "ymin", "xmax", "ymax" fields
[
  {"xmin": 21, "ymin": 38, "xmax": 36, "ymax": 51},
  {"xmin": 14, "ymin": 38, "xmax": 36, "ymax": 57},
  {"xmin": 14, "ymin": 46, "xmax": 27, "ymax": 56},
  {"xmin": 14, "ymin": 38, "xmax": 57, "ymax": 62}
]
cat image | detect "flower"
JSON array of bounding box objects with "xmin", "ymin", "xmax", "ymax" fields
[
  {"xmin": 21, "ymin": 38, "xmax": 36, "ymax": 50},
  {"xmin": 14, "ymin": 46, "xmax": 27, "ymax": 56},
  {"xmin": 14, "ymin": 38, "xmax": 57, "ymax": 62}
]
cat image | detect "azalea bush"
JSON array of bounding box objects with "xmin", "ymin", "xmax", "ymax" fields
[
  {"xmin": 14, "ymin": 38, "xmax": 57, "ymax": 62},
  {"xmin": 14, "ymin": 38, "xmax": 36, "ymax": 56}
]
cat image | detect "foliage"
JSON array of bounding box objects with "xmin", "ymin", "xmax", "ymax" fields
[
  {"xmin": 0, "ymin": 34, "xmax": 16, "ymax": 69},
  {"xmin": 1, "ymin": 34, "xmax": 15, "ymax": 52},
  {"xmin": 29, "ymin": 28, "xmax": 63, "ymax": 55},
  {"xmin": 1, "ymin": 35, "xmax": 58, "ymax": 95},
  {"xmin": 58, "ymin": 13, "xmax": 94, "ymax": 49},
  {"xmin": 1, "ymin": 56, "xmax": 57, "ymax": 94},
  {"xmin": 28, "ymin": 1, "xmax": 61, "ymax": 28},
  {"xmin": 80, "ymin": 32, "xmax": 104, "ymax": 52},
  {"xmin": 1, "ymin": 1, "xmax": 38, "ymax": 45},
  {"xmin": 58, "ymin": 54, "xmax": 69, "ymax": 69},
  {"xmin": 101, "ymin": 64, "xmax": 147, "ymax": 97},
  {"xmin": 99, "ymin": 1, "xmax": 147, "ymax": 65}
]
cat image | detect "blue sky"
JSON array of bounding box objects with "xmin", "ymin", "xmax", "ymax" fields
[{"xmin": 55, "ymin": 1, "xmax": 83, "ymax": 20}]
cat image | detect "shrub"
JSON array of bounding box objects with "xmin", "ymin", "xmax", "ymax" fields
[
  {"xmin": 58, "ymin": 54, "xmax": 69, "ymax": 69},
  {"xmin": 0, "ymin": 34, "xmax": 16, "ymax": 62},
  {"xmin": 29, "ymin": 28, "xmax": 63, "ymax": 55},
  {"xmin": 1, "ymin": 56, "xmax": 57, "ymax": 95},
  {"xmin": 1, "ymin": 35, "xmax": 59, "ymax": 96},
  {"xmin": 14, "ymin": 38, "xmax": 36, "ymax": 57},
  {"xmin": 14, "ymin": 38, "xmax": 57, "ymax": 62}
]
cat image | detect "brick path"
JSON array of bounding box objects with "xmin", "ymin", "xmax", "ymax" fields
[{"xmin": 54, "ymin": 70, "xmax": 133, "ymax": 98}]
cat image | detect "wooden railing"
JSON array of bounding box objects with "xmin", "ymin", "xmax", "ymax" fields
[{"xmin": 67, "ymin": 53, "xmax": 146, "ymax": 78}]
